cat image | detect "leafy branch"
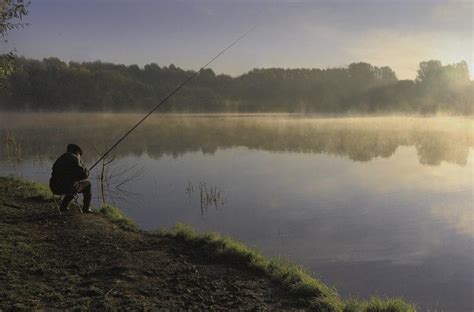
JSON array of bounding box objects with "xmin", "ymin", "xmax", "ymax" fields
[{"xmin": 0, "ymin": 0, "xmax": 30, "ymax": 88}]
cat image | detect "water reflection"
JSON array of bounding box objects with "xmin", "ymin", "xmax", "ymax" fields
[
  {"xmin": 1, "ymin": 114, "xmax": 472, "ymax": 166},
  {"xmin": 431, "ymin": 201, "xmax": 474, "ymax": 237}
]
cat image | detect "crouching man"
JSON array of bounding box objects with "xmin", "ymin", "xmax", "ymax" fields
[{"xmin": 50, "ymin": 144, "xmax": 92, "ymax": 213}]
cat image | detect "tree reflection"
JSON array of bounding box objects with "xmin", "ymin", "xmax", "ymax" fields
[{"xmin": 1, "ymin": 114, "xmax": 472, "ymax": 167}]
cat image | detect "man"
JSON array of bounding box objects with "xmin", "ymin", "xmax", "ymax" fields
[{"xmin": 50, "ymin": 144, "xmax": 92, "ymax": 213}]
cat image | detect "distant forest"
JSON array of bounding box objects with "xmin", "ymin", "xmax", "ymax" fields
[{"xmin": 1, "ymin": 57, "xmax": 472, "ymax": 114}]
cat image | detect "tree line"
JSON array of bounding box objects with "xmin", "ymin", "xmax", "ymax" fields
[{"xmin": 0, "ymin": 57, "xmax": 472, "ymax": 114}]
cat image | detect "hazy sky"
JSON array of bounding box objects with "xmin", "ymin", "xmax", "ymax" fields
[{"xmin": 4, "ymin": 0, "xmax": 473, "ymax": 79}]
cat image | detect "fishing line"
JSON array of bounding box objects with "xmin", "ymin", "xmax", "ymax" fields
[{"xmin": 89, "ymin": 26, "xmax": 256, "ymax": 171}]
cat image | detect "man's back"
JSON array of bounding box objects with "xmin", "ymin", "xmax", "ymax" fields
[{"xmin": 50, "ymin": 152, "xmax": 88, "ymax": 194}]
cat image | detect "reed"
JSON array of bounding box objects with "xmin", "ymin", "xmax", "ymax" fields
[
  {"xmin": 2, "ymin": 129, "xmax": 23, "ymax": 162},
  {"xmin": 186, "ymin": 180, "xmax": 226, "ymax": 214}
]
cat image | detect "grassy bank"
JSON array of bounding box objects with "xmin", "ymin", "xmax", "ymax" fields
[
  {"xmin": 0, "ymin": 176, "xmax": 415, "ymax": 311},
  {"xmin": 162, "ymin": 224, "xmax": 416, "ymax": 312}
]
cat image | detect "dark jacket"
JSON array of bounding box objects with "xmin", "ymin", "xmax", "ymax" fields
[{"xmin": 50, "ymin": 153, "xmax": 89, "ymax": 195}]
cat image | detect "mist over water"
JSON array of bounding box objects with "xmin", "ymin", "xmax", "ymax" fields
[{"xmin": 1, "ymin": 113, "xmax": 473, "ymax": 311}]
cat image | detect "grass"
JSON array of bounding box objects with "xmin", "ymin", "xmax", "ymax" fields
[{"xmin": 4, "ymin": 175, "xmax": 53, "ymax": 201}]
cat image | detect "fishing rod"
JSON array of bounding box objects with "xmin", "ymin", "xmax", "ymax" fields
[{"xmin": 89, "ymin": 26, "xmax": 256, "ymax": 171}]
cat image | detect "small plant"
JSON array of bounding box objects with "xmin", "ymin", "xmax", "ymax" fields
[
  {"xmin": 89, "ymin": 142, "xmax": 144, "ymax": 206},
  {"xmin": 185, "ymin": 179, "xmax": 194, "ymax": 199},
  {"xmin": 185, "ymin": 180, "xmax": 226, "ymax": 214},
  {"xmin": 2, "ymin": 129, "xmax": 23, "ymax": 163},
  {"xmin": 198, "ymin": 182, "xmax": 225, "ymax": 210}
]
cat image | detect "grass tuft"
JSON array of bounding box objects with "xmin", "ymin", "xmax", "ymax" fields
[
  {"xmin": 98, "ymin": 204, "xmax": 137, "ymax": 231},
  {"xmin": 344, "ymin": 297, "xmax": 416, "ymax": 312}
]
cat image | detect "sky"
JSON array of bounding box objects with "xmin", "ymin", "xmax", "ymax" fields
[{"xmin": 4, "ymin": 0, "xmax": 473, "ymax": 79}]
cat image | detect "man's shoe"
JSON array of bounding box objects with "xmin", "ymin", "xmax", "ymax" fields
[{"xmin": 82, "ymin": 208, "xmax": 93, "ymax": 213}]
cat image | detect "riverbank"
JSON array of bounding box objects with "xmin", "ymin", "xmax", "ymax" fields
[{"xmin": 0, "ymin": 176, "xmax": 414, "ymax": 311}]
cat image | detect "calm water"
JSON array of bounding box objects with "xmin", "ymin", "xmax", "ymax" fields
[{"xmin": 1, "ymin": 113, "xmax": 473, "ymax": 311}]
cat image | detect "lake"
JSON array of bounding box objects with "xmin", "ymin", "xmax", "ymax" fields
[{"xmin": 1, "ymin": 113, "xmax": 472, "ymax": 311}]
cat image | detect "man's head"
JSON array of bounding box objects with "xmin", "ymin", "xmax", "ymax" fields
[{"xmin": 67, "ymin": 144, "xmax": 83, "ymax": 156}]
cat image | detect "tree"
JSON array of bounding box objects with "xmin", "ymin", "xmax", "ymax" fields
[
  {"xmin": 416, "ymin": 60, "xmax": 472, "ymax": 113},
  {"xmin": 0, "ymin": 0, "xmax": 29, "ymax": 88},
  {"xmin": 416, "ymin": 60, "xmax": 444, "ymax": 87}
]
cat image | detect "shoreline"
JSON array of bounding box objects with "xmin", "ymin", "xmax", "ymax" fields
[{"xmin": 0, "ymin": 176, "xmax": 414, "ymax": 311}]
